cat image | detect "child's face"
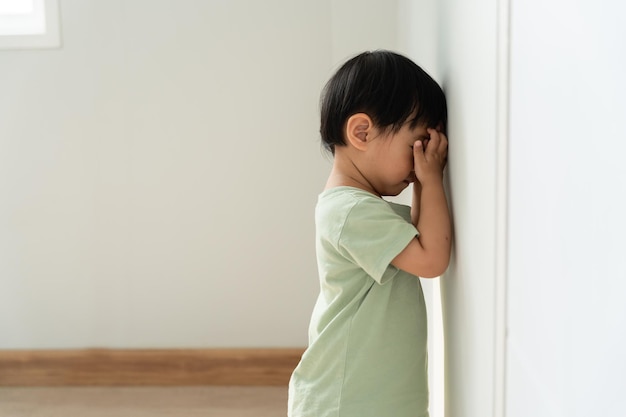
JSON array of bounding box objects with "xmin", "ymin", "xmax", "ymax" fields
[{"xmin": 365, "ymin": 122, "xmax": 430, "ymax": 196}]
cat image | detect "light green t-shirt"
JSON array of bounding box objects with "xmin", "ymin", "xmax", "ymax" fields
[{"xmin": 288, "ymin": 187, "xmax": 429, "ymax": 417}]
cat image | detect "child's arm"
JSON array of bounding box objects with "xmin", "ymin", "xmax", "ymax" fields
[
  {"xmin": 410, "ymin": 180, "xmax": 422, "ymax": 227},
  {"xmin": 392, "ymin": 129, "xmax": 451, "ymax": 278}
]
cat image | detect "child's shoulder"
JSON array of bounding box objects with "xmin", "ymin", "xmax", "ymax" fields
[
  {"xmin": 317, "ymin": 186, "xmax": 409, "ymax": 219},
  {"xmin": 319, "ymin": 187, "xmax": 413, "ymax": 227},
  {"xmin": 318, "ymin": 186, "xmax": 382, "ymax": 210}
]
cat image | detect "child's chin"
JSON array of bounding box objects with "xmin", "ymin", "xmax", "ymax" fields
[{"xmin": 388, "ymin": 183, "xmax": 410, "ymax": 196}]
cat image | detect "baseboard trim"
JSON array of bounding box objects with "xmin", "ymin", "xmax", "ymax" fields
[{"xmin": 0, "ymin": 348, "xmax": 305, "ymax": 386}]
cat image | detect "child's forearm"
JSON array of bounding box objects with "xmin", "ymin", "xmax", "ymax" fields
[
  {"xmin": 415, "ymin": 179, "xmax": 451, "ymax": 261},
  {"xmin": 411, "ymin": 181, "xmax": 422, "ymax": 226}
]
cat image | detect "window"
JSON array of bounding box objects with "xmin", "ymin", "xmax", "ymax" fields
[{"xmin": 0, "ymin": 0, "xmax": 61, "ymax": 49}]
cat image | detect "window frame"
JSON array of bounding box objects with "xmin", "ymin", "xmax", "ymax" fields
[{"xmin": 0, "ymin": 0, "xmax": 61, "ymax": 49}]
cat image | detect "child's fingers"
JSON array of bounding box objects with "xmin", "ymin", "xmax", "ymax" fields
[
  {"xmin": 414, "ymin": 139, "xmax": 424, "ymax": 154},
  {"xmin": 426, "ymin": 128, "xmax": 441, "ymax": 156},
  {"xmin": 438, "ymin": 132, "xmax": 448, "ymax": 158},
  {"xmin": 413, "ymin": 140, "xmax": 426, "ymax": 164},
  {"xmin": 426, "ymin": 129, "xmax": 448, "ymax": 159},
  {"xmin": 438, "ymin": 132, "xmax": 449, "ymax": 168}
]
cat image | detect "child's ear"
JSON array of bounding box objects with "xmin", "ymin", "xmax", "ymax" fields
[{"xmin": 345, "ymin": 113, "xmax": 373, "ymax": 151}]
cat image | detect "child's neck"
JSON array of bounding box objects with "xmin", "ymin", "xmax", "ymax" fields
[{"xmin": 325, "ymin": 154, "xmax": 379, "ymax": 197}]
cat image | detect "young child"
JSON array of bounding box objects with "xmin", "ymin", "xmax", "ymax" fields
[{"xmin": 288, "ymin": 50, "xmax": 451, "ymax": 417}]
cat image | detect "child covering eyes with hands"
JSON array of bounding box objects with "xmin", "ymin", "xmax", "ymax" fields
[{"xmin": 288, "ymin": 50, "xmax": 451, "ymax": 417}]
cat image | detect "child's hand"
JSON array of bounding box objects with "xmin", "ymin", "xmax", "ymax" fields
[{"xmin": 413, "ymin": 128, "xmax": 448, "ymax": 184}]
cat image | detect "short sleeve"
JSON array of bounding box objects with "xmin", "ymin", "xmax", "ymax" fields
[{"xmin": 338, "ymin": 196, "xmax": 418, "ymax": 284}]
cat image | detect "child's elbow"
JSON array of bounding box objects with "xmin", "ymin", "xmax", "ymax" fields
[
  {"xmin": 420, "ymin": 267, "xmax": 446, "ymax": 279},
  {"xmin": 420, "ymin": 255, "xmax": 450, "ymax": 278}
]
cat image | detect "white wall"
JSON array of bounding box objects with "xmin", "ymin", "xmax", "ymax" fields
[
  {"xmin": 437, "ymin": 0, "xmax": 502, "ymax": 416},
  {"xmin": 331, "ymin": 0, "xmax": 398, "ymax": 63},
  {"xmin": 506, "ymin": 0, "xmax": 626, "ymax": 416},
  {"xmin": 0, "ymin": 1, "xmax": 406, "ymax": 349},
  {"xmin": 0, "ymin": 0, "xmax": 331, "ymax": 349},
  {"xmin": 439, "ymin": 0, "xmax": 626, "ymax": 416}
]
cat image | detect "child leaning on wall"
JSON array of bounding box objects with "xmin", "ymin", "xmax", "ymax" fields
[{"xmin": 288, "ymin": 50, "xmax": 451, "ymax": 417}]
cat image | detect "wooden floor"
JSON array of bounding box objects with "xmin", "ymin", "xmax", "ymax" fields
[{"xmin": 0, "ymin": 386, "xmax": 288, "ymax": 417}]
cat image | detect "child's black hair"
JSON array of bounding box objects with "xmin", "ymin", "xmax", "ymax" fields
[{"xmin": 320, "ymin": 50, "xmax": 447, "ymax": 154}]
